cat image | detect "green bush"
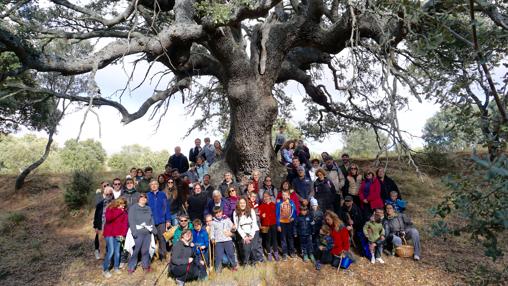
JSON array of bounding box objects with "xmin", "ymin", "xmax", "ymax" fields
[{"xmin": 64, "ymin": 171, "xmax": 95, "ymax": 210}]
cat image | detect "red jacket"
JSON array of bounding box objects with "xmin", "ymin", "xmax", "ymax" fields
[
  {"xmin": 258, "ymin": 202, "xmax": 276, "ymax": 226},
  {"xmin": 103, "ymin": 207, "xmax": 128, "ymax": 237},
  {"xmin": 359, "ymin": 178, "xmax": 384, "ymax": 210},
  {"xmin": 330, "ymin": 227, "xmax": 350, "ymax": 256},
  {"xmin": 276, "ymin": 191, "xmax": 301, "ymax": 215}
]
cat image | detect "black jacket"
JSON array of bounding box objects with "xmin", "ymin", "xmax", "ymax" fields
[
  {"xmin": 189, "ymin": 146, "xmax": 202, "ymax": 164},
  {"xmin": 378, "ymin": 175, "xmax": 401, "ymax": 201},
  {"xmin": 187, "ymin": 192, "xmax": 208, "ymax": 221}
]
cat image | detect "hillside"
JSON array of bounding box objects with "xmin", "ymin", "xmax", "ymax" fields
[{"xmin": 0, "ymin": 164, "xmax": 506, "ymax": 286}]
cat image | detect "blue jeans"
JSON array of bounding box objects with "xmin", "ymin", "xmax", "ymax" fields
[
  {"xmin": 300, "ymin": 235, "xmax": 313, "ymax": 256},
  {"xmin": 214, "ymin": 241, "xmax": 237, "ymax": 272},
  {"xmin": 103, "ymin": 236, "xmax": 121, "ymax": 271}
]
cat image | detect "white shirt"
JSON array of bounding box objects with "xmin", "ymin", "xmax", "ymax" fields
[{"xmin": 233, "ymin": 209, "xmax": 259, "ymax": 239}]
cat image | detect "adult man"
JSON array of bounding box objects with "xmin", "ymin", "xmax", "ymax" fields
[
  {"xmin": 340, "ymin": 195, "xmax": 364, "ymax": 231},
  {"xmin": 187, "ymin": 183, "xmax": 208, "ymax": 221},
  {"xmin": 291, "ymin": 166, "xmax": 313, "ymax": 205},
  {"xmin": 121, "ymin": 178, "xmax": 140, "ymax": 208},
  {"xmin": 137, "ymin": 166, "xmax": 153, "ymax": 193},
  {"xmin": 259, "ymin": 176, "xmax": 278, "ymax": 201},
  {"xmin": 112, "ymin": 178, "xmax": 124, "ymax": 199},
  {"xmin": 323, "ymin": 156, "xmax": 345, "ymax": 192},
  {"xmin": 162, "ymin": 164, "xmax": 172, "ymax": 182},
  {"xmin": 294, "ymin": 139, "xmax": 310, "ymax": 167},
  {"xmin": 218, "ymin": 172, "xmax": 239, "ymax": 198},
  {"xmin": 168, "ymin": 146, "xmax": 190, "ymax": 174},
  {"xmin": 202, "ymin": 174, "xmax": 215, "ymax": 199},
  {"xmin": 274, "ymin": 126, "xmax": 286, "ymax": 155},
  {"xmin": 287, "ymin": 157, "xmax": 309, "ymax": 182},
  {"xmin": 339, "ymin": 153, "xmax": 351, "ymax": 178},
  {"xmin": 93, "ymin": 186, "xmax": 114, "ymax": 259},
  {"xmin": 199, "ymin": 137, "xmax": 216, "ymax": 165},
  {"xmin": 188, "ymin": 138, "xmax": 202, "ymax": 164},
  {"xmin": 205, "ymin": 190, "xmax": 226, "ymax": 216},
  {"xmin": 172, "ymin": 214, "xmax": 194, "ymax": 244},
  {"xmin": 147, "ymin": 180, "xmax": 171, "ymax": 260}
]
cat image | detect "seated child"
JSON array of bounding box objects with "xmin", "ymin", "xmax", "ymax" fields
[
  {"xmin": 192, "ymin": 219, "xmax": 209, "ymax": 266},
  {"xmin": 314, "ymin": 225, "xmax": 334, "ymax": 270},
  {"xmin": 363, "ymin": 209, "xmax": 386, "ymax": 264},
  {"xmin": 384, "ymin": 191, "xmax": 406, "ymax": 213}
]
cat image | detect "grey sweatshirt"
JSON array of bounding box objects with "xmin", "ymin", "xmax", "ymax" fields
[
  {"xmin": 128, "ymin": 203, "xmax": 156, "ymax": 237},
  {"xmin": 171, "ymin": 240, "xmax": 194, "ymax": 265},
  {"xmin": 210, "ymin": 215, "xmax": 234, "ymax": 242}
]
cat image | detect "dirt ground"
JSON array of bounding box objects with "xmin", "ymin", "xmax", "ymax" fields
[{"xmin": 0, "ymin": 166, "xmax": 506, "ymax": 286}]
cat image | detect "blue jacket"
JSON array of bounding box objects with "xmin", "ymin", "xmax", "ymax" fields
[
  {"xmin": 192, "ymin": 228, "xmax": 209, "ymax": 254},
  {"xmin": 275, "ymin": 199, "xmax": 297, "ymax": 227},
  {"xmin": 384, "ymin": 198, "xmax": 406, "ymax": 213},
  {"xmin": 204, "ymin": 198, "xmax": 226, "ymax": 216},
  {"xmin": 296, "ymin": 214, "xmax": 313, "ymax": 237},
  {"xmin": 291, "ymin": 176, "xmax": 312, "ymax": 201},
  {"xmin": 147, "ymin": 190, "xmax": 171, "ymax": 225}
]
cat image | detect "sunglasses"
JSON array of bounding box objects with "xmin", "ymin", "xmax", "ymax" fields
[
  {"xmin": 102, "ymin": 184, "xmax": 110, "ymax": 188},
  {"xmin": 113, "ymin": 183, "xmax": 121, "ymax": 186},
  {"xmin": 168, "ymin": 181, "xmax": 174, "ymax": 184},
  {"xmin": 179, "ymin": 219, "xmax": 188, "ymax": 223}
]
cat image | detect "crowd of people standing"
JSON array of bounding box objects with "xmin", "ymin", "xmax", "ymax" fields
[{"xmin": 93, "ymin": 129, "xmax": 420, "ymax": 284}]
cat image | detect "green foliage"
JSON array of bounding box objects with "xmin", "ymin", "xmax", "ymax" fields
[
  {"xmin": 108, "ymin": 144, "xmax": 169, "ymax": 173},
  {"xmin": 271, "ymin": 119, "xmax": 302, "ymax": 142},
  {"xmin": 59, "ymin": 139, "xmax": 106, "ymax": 172},
  {"xmin": 423, "ymin": 107, "xmax": 483, "ymax": 152},
  {"xmin": 0, "ymin": 134, "xmax": 60, "ymax": 174},
  {"xmin": 431, "ymin": 153, "xmax": 508, "ymax": 261},
  {"xmin": 194, "ymin": 0, "xmax": 254, "ymax": 25},
  {"xmin": 64, "ymin": 170, "xmax": 96, "ymax": 210},
  {"xmin": 342, "ymin": 129, "xmax": 389, "ymax": 159},
  {"xmin": 0, "ymin": 212, "xmax": 26, "ymax": 234}
]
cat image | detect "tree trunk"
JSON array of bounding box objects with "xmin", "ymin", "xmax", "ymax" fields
[{"xmin": 223, "ymin": 79, "xmax": 282, "ymax": 178}]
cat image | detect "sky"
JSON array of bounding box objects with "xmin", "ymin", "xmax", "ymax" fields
[{"xmin": 16, "ymin": 54, "xmax": 439, "ymax": 156}]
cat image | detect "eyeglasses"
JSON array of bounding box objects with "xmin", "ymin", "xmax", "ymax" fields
[
  {"xmin": 126, "ymin": 182, "xmax": 134, "ymax": 185},
  {"xmin": 168, "ymin": 181, "xmax": 174, "ymax": 184},
  {"xmin": 179, "ymin": 220, "xmax": 188, "ymax": 223},
  {"xmin": 102, "ymin": 184, "xmax": 110, "ymax": 188},
  {"xmin": 113, "ymin": 183, "xmax": 121, "ymax": 186}
]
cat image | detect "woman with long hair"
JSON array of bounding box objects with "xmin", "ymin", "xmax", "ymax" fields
[
  {"xmin": 359, "ymin": 171, "xmax": 383, "ymax": 219},
  {"xmin": 281, "ymin": 140, "xmax": 295, "ymax": 166},
  {"xmin": 345, "ymin": 164, "xmax": 363, "ymax": 207},
  {"xmin": 322, "ymin": 210, "xmax": 354, "ymax": 268},
  {"xmin": 214, "ymin": 140, "xmax": 223, "ymax": 161},
  {"xmin": 233, "ymin": 197, "xmax": 261, "ymax": 265},
  {"xmin": 102, "ymin": 198, "xmax": 128, "ymax": 278},
  {"xmin": 313, "ymin": 168, "xmax": 336, "ymax": 211}
]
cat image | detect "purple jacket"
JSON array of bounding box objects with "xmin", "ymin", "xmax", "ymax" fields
[{"xmin": 223, "ymin": 196, "xmax": 239, "ymax": 219}]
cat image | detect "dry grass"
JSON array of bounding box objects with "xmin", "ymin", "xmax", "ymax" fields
[{"xmin": 0, "ymin": 164, "xmax": 506, "ymax": 286}]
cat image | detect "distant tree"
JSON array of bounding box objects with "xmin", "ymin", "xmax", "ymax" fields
[
  {"xmin": 342, "ymin": 129, "xmax": 389, "ymax": 159},
  {"xmin": 59, "ymin": 140, "xmax": 107, "ymax": 172},
  {"xmin": 0, "ymin": 134, "xmax": 59, "ymax": 174},
  {"xmin": 423, "ymin": 108, "xmax": 482, "ymax": 152},
  {"xmin": 108, "ymin": 144, "xmax": 169, "ymax": 173}
]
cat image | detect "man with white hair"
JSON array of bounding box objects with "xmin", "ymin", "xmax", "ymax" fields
[{"xmin": 205, "ymin": 190, "xmax": 226, "ymax": 216}]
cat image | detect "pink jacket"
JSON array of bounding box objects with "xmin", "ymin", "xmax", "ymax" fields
[{"xmin": 359, "ymin": 178, "xmax": 384, "ymax": 210}]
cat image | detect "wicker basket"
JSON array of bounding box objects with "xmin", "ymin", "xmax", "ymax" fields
[{"xmin": 395, "ymin": 238, "xmax": 414, "ymax": 258}]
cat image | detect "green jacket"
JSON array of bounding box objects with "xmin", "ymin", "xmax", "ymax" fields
[
  {"xmin": 173, "ymin": 222, "xmax": 194, "ymax": 244},
  {"xmin": 363, "ymin": 220, "xmax": 385, "ymax": 242},
  {"xmin": 137, "ymin": 178, "xmax": 151, "ymax": 193}
]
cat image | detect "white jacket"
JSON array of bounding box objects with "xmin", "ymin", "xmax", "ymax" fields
[{"xmin": 233, "ymin": 209, "xmax": 259, "ymax": 239}]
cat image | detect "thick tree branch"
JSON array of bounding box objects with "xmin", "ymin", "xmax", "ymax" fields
[{"xmin": 51, "ymin": 0, "xmax": 136, "ymax": 27}]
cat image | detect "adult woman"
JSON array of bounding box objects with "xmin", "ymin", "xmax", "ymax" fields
[
  {"xmin": 281, "ymin": 140, "xmax": 295, "ymax": 166},
  {"xmin": 93, "ymin": 186, "xmax": 113, "ymax": 260},
  {"xmin": 165, "ymin": 179, "xmax": 178, "ymax": 225},
  {"xmin": 128, "ymin": 193, "xmax": 157, "ymax": 273},
  {"xmin": 214, "ymin": 140, "xmax": 223, "ymax": 161},
  {"xmin": 187, "ymin": 183, "xmax": 208, "ymax": 222},
  {"xmin": 323, "ymin": 211, "xmax": 353, "ymax": 267},
  {"xmin": 170, "ymin": 179, "xmax": 190, "ymax": 225},
  {"xmin": 102, "ymin": 198, "xmax": 128, "ymax": 278},
  {"xmin": 359, "ymin": 171, "xmax": 383, "ymax": 218},
  {"xmin": 313, "ymin": 168, "xmax": 336, "ymax": 211},
  {"xmin": 384, "ymin": 204, "xmax": 421, "ymax": 261},
  {"xmin": 376, "ymin": 168, "xmax": 401, "ymax": 201},
  {"xmin": 345, "ymin": 164, "xmax": 363, "ymax": 206},
  {"xmin": 223, "ymin": 187, "xmax": 239, "ymax": 219},
  {"xmin": 157, "ymin": 174, "xmax": 166, "ymax": 191},
  {"xmin": 233, "ymin": 198, "xmax": 261, "ymax": 265},
  {"xmin": 169, "ymin": 229, "xmax": 206, "ymax": 285},
  {"xmin": 135, "ymin": 169, "xmax": 144, "ymax": 184}
]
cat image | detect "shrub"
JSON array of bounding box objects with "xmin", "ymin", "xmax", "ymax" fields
[{"xmin": 64, "ymin": 171, "xmax": 95, "ymax": 210}]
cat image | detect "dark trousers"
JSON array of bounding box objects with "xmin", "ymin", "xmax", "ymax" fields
[
  {"xmin": 274, "ymin": 144, "xmax": 282, "ymax": 155},
  {"xmin": 280, "ymin": 222, "xmax": 295, "ymax": 256},
  {"xmin": 300, "ymin": 235, "xmax": 313, "ymax": 256},
  {"xmin": 170, "ymin": 262, "xmax": 204, "ymax": 282},
  {"xmin": 128, "ymin": 233, "xmax": 151, "ymax": 270},
  {"xmin": 214, "ymin": 240, "xmax": 237, "ymax": 272},
  {"xmin": 155, "ymin": 224, "xmax": 167, "ymax": 258},
  {"xmin": 240, "ymin": 232, "xmax": 261, "ymax": 265},
  {"xmin": 94, "ymin": 233, "xmax": 100, "ymax": 250},
  {"xmin": 262, "ymin": 225, "xmax": 278, "ymax": 253}
]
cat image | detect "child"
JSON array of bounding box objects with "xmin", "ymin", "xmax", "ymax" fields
[
  {"xmin": 276, "ymin": 190, "xmax": 297, "ymax": 260},
  {"xmin": 295, "ymin": 206, "xmax": 315, "ymax": 263},
  {"xmin": 210, "ymin": 206, "xmax": 238, "ymax": 272},
  {"xmin": 363, "ymin": 208, "xmax": 386, "ymax": 264},
  {"xmin": 192, "ymin": 219, "xmax": 210, "ymax": 266},
  {"xmin": 310, "ymin": 198, "xmax": 323, "ymax": 249},
  {"xmin": 315, "ymin": 225, "xmax": 334, "ymax": 270},
  {"xmin": 259, "ymin": 191, "xmax": 278, "ymax": 261},
  {"xmin": 384, "ymin": 191, "xmax": 406, "ymax": 213}
]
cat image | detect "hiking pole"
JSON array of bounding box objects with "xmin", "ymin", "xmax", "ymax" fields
[
  {"xmin": 336, "ymin": 255, "xmax": 343, "ymax": 274},
  {"xmin": 182, "ymin": 261, "xmax": 192, "ymax": 285},
  {"xmin": 200, "ymin": 251, "xmax": 210, "ymax": 276},
  {"xmin": 153, "ymin": 262, "xmax": 169, "ymax": 286}
]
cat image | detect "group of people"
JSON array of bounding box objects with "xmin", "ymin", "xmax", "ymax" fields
[{"xmin": 93, "ymin": 132, "xmax": 421, "ymax": 285}]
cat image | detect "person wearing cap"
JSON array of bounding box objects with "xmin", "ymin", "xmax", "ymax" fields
[
  {"xmin": 287, "ymin": 157, "xmax": 310, "ymax": 183},
  {"xmin": 341, "ymin": 195, "xmax": 365, "ymax": 250},
  {"xmin": 309, "ymin": 197, "xmax": 324, "ymax": 251},
  {"xmin": 291, "ymin": 166, "xmax": 313, "ymax": 206}
]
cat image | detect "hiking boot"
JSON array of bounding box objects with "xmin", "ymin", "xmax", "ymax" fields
[
  {"xmin": 273, "ymin": 251, "xmax": 280, "ymax": 261},
  {"xmin": 113, "ymin": 269, "xmax": 122, "ymax": 275},
  {"xmin": 94, "ymin": 250, "xmax": 100, "ymax": 260},
  {"xmin": 102, "ymin": 271, "xmax": 112, "ymax": 278},
  {"xmin": 309, "ymin": 254, "xmax": 316, "ymax": 263},
  {"xmin": 303, "ymin": 255, "xmax": 309, "ymax": 262},
  {"xmin": 267, "ymin": 252, "xmax": 273, "ymax": 262},
  {"xmin": 376, "ymin": 258, "xmax": 385, "ymax": 264},
  {"xmin": 370, "ymin": 256, "xmax": 376, "ymax": 264},
  {"xmin": 414, "ymin": 255, "xmax": 420, "ymax": 261},
  {"xmin": 315, "ymin": 261, "xmax": 321, "ymax": 271}
]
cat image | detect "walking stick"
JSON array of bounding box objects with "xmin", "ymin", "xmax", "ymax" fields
[
  {"xmin": 182, "ymin": 261, "xmax": 192, "ymax": 285},
  {"xmin": 200, "ymin": 251, "xmax": 210, "ymax": 276},
  {"xmin": 336, "ymin": 255, "xmax": 343, "ymax": 274},
  {"xmin": 153, "ymin": 262, "xmax": 169, "ymax": 286}
]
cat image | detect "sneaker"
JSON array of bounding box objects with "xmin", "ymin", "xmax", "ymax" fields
[
  {"xmin": 414, "ymin": 255, "xmax": 420, "ymax": 261},
  {"xmin": 113, "ymin": 269, "xmax": 122, "ymax": 274},
  {"xmin": 303, "ymin": 255, "xmax": 309, "ymax": 262},
  {"xmin": 144, "ymin": 267, "xmax": 152, "ymax": 273},
  {"xmin": 315, "ymin": 262, "xmax": 321, "ymax": 271},
  {"xmin": 231, "ymin": 266, "xmax": 238, "ymax": 272},
  {"xmin": 176, "ymin": 279, "xmax": 185, "ymax": 286},
  {"xmin": 94, "ymin": 250, "xmax": 100, "ymax": 260},
  {"xmin": 282, "ymin": 255, "xmax": 288, "ymax": 261},
  {"xmin": 376, "ymin": 258, "xmax": 385, "ymax": 264},
  {"xmin": 128, "ymin": 269, "xmax": 134, "ymax": 275},
  {"xmin": 309, "ymin": 254, "xmax": 316, "ymax": 263},
  {"xmin": 119, "ymin": 262, "xmax": 126, "ymax": 269},
  {"xmin": 370, "ymin": 256, "xmax": 376, "ymax": 264},
  {"xmin": 102, "ymin": 271, "xmax": 112, "ymax": 278}
]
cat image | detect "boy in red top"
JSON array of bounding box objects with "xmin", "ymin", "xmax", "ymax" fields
[{"xmin": 259, "ymin": 192, "xmax": 278, "ymax": 261}]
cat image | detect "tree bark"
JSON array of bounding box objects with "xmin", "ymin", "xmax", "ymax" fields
[{"xmin": 223, "ymin": 79, "xmax": 281, "ymax": 177}]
